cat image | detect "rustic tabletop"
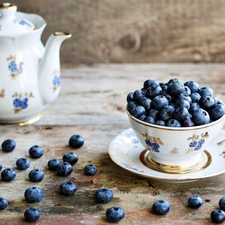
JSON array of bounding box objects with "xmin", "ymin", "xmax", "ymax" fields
[{"xmin": 1, "ymin": 63, "xmax": 225, "ymax": 225}]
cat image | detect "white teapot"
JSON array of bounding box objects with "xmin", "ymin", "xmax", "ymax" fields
[{"xmin": 0, "ymin": 3, "xmax": 71, "ymax": 124}]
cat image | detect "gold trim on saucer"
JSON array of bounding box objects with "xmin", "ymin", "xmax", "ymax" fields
[
  {"xmin": 18, "ymin": 112, "xmax": 44, "ymax": 126},
  {"xmin": 140, "ymin": 149, "xmax": 212, "ymax": 174}
]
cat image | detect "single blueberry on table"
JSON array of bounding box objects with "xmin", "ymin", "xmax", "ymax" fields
[
  {"xmin": 106, "ymin": 206, "xmax": 125, "ymax": 223},
  {"xmin": 211, "ymin": 209, "xmax": 225, "ymax": 224},
  {"xmin": 48, "ymin": 158, "xmax": 60, "ymax": 171},
  {"xmin": 63, "ymin": 152, "xmax": 78, "ymax": 165},
  {"xmin": 57, "ymin": 162, "xmax": 73, "ymax": 176},
  {"xmin": 152, "ymin": 199, "xmax": 170, "ymax": 215},
  {"xmin": 69, "ymin": 134, "xmax": 84, "ymax": 148},
  {"xmin": 29, "ymin": 145, "xmax": 44, "ymax": 158},
  {"xmin": 24, "ymin": 187, "xmax": 44, "ymax": 203},
  {"xmin": 29, "ymin": 169, "xmax": 44, "ymax": 182},
  {"xmin": 219, "ymin": 196, "xmax": 225, "ymax": 211},
  {"xmin": 24, "ymin": 207, "xmax": 40, "ymax": 222},
  {"xmin": 84, "ymin": 164, "xmax": 97, "ymax": 176},
  {"xmin": 0, "ymin": 197, "xmax": 8, "ymax": 210},
  {"xmin": 60, "ymin": 180, "xmax": 77, "ymax": 195},
  {"xmin": 130, "ymin": 105, "xmax": 146, "ymax": 118},
  {"xmin": 1, "ymin": 168, "xmax": 16, "ymax": 181},
  {"xmin": 16, "ymin": 158, "xmax": 30, "ymax": 170},
  {"xmin": 95, "ymin": 188, "xmax": 114, "ymax": 203},
  {"xmin": 188, "ymin": 195, "xmax": 203, "ymax": 209},
  {"xmin": 1, "ymin": 139, "xmax": 16, "ymax": 152}
]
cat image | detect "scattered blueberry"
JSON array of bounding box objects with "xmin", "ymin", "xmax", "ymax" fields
[
  {"xmin": 24, "ymin": 187, "xmax": 44, "ymax": 203},
  {"xmin": 48, "ymin": 158, "xmax": 60, "ymax": 171},
  {"xmin": 29, "ymin": 169, "xmax": 44, "ymax": 182},
  {"xmin": 188, "ymin": 195, "xmax": 203, "ymax": 209},
  {"xmin": 63, "ymin": 152, "xmax": 78, "ymax": 165},
  {"xmin": 57, "ymin": 162, "xmax": 73, "ymax": 176},
  {"xmin": 84, "ymin": 164, "xmax": 97, "ymax": 176},
  {"xmin": 29, "ymin": 145, "xmax": 44, "ymax": 158},
  {"xmin": 106, "ymin": 206, "xmax": 125, "ymax": 223},
  {"xmin": 95, "ymin": 188, "xmax": 114, "ymax": 203},
  {"xmin": 1, "ymin": 139, "xmax": 16, "ymax": 152},
  {"xmin": 1, "ymin": 168, "xmax": 16, "ymax": 181},
  {"xmin": 24, "ymin": 207, "xmax": 40, "ymax": 222},
  {"xmin": 16, "ymin": 158, "xmax": 30, "ymax": 170},
  {"xmin": 152, "ymin": 200, "xmax": 170, "ymax": 215},
  {"xmin": 60, "ymin": 180, "xmax": 77, "ymax": 195},
  {"xmin": 69, "ymin": 135, "xmax": 84, "ymax": 148},
  {"xmin": 211, "ymin": 209, "xmax": 225, "ymax": 224},
  {"xmin": 219, "ymin": 197, "xmax": 225, "ymax": 211},
  {"xmin": 0, "ymin": 163, "xmax": 2, "ymax": 171},
  {"xmin": 0, "ymin": 197, "xmax": 8, "ymax": 210}
]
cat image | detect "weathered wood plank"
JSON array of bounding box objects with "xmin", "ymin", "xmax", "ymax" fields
[{"xmin": 10, "ymin": 0, "xmax": 225, "ymax": 63}]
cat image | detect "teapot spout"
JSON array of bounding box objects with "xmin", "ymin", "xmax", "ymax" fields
[{"xmin": 39, "ymin": 32, "xmax": 72, "ymax": 104}]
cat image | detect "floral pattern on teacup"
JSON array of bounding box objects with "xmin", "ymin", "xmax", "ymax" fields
[
  {"xmin": 186, "ymin": 132, "xmax": 209, "ymax": 153},
  {"xmin": 142, "ymin": 133, "xmax": 163, "ymax": 153},
  {"xmin": 7, "ymin": 55, "xmax": 24, "ymax": 79},
  {"xmin": 12, "ymin": 92, "xmax": 34, "ymax": 113},
  {"xmin": 0, "ymin": 89, "xmax": 5, "ymax": 98}
]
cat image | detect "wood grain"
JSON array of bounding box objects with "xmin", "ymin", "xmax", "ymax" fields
[{"xmin": 9, "ymin": 0, "xmax": 225, "ymax": 63}]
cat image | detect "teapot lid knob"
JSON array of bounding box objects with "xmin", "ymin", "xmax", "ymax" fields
[{"xmin": 0, "ymin": 2, "xmax": 35, "ymax": 36}]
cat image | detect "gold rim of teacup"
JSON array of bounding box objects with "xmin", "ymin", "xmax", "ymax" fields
[{"xmin": 0, "ymin": 3, "xmax": 16, "ymax": 9}]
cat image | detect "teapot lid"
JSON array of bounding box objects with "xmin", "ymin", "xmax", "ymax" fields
[{"xmin": 0, "ymin": 3, "xmax": 35, "ymax": 36}]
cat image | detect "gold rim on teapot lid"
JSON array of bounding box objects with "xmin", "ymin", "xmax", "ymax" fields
[{"xmin": 0, "ymin": 3, "xmax": 16, "ymax": 9}]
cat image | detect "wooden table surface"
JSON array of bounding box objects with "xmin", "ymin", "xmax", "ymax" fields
[{"xmin": 1, "ymin": 63, "xmax": 225, "ymax": 225}]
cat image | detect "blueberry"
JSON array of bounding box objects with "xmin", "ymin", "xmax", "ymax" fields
[
  {"xmin": 29, "ymin": 145, "xmax": 44, "ymax": 158},
  {"xmin": 63, "ymin": 152, "xmax": 78, "ymax": 165},
  {"xmin": 106, "ymin": 206, "xmax": 125, "ymax": 223},
  {"xmin": 139, "ymin": 97, "xmax": 152, "ymax": 111},
  {"xmin": 189, "ymin": 103, "xmax": 200, "ymax": 114},
  {"xmin": 145, "ymin": 85, "xmax": 162, "ymax": 98},
  {"xmin": 0, "ymin": 197, "xmax": 8, "ymax": 210},
  {"xmin": 143, "ymin": 79, "xmax": 159, "ymax": 89},
  {"xmin": 84, "ymin": 164, "xmax": 97, "ymax": 176},
  {"xmin": 24, "ymin": 207, "xmax": 40, "ymax": 222},
  {"xmin": 1, "ymin": 168, "xmax": 16, "ymax": 181},
  {"xmin": 0, "ymin": 163, "xmax": 2, "ymax": 171},
  {"xmin": 29, "ymin": 169, "xmax": 44, "ymax": 182},
  {"xmin": 199, "ymin": 96, "xmax": 216, "ymax": 109},
  {"xmin": 183, "ymin": 86, "xmax": 191, "ymax": 95},
  {"xmin": 219, "ymin": 197, "xmax": 225, "ymax": 211},
  {"xmin": 144, "ymin": 116, "xmax": 155, "ymax": 124},
  {"xmin": 182, "ymin": 116, "xmax": 194, "ymax": 127},
  {"xmin": 152, "ymin": 199, "xmax": 170, "ymax": 215},
  {"xmin": 199, "ymin": 86, "xmax": 214, "ymax": 97},
  {"xmin": 126, "ymin": 92, "xmax": 134, "ymax": 102},
  {"xmin": 188, "ymin": 195, "xmax": 203, "ymax": 208},
  {"xmin": 167, "ymin": 78, "xmax": 184, "ymax": 95},
  {"xmin": 192, "ymin": 108, "xmax": 210, "ymax": 125},
  {"xmin": 16, "ymin": 158, "xmax": 30, "ymax": 170},
  {"xmin": 130, "ymin": 105, "xmax": 146, "ymax": 118},
  {"xmin": 184, "ymin": 81, "xmax": 200, "ymax": 93},
  {"xmin": 173, "ymin": 107, "xmax": 189, "ymax": 121},
  {"xmin": 177, "ymin": 93, "xmax": 192, "ymax": 104},
  {"xmin": 209, "ymin": 103, "xmax": 225, "ymax": 121},
  {"xmin": 190, "ymin": 92, "xmax": 201, "ymax": 103},
  {"xmin": 127, "ymin": 101, "xmax": 137, "ymax": 113},
  {"xmin": 48, "ymin": 158, "xmax": 60, "ymax": 171},
  {"xmin": 57, "ymin": 162, "xmax": 73, "ymax": 176},
  {"xmin": 156, "ymin": 120, "xmax": 166, "ymax": 126},
  {"xmin": 159, "ymin": 82, "xmax": 168, "ymax": 92},
  {"xmin": 166, "ymin": 119, "xmax": 181, "ymax": 127},
  {"xmin": 24, "ymin": 187, "xmax": 44, "ymax": 203},
  {"xmin": 148, "ymin": 108, "xmax": 159, "ymax": 120},
  {"xmin": 95, "ymin": 188, "xmax": 114, "ymax": 203},
  {"xmin": 211, "ymin": 209, "xmax": 225, "ymax": 224},
  {"xmin": 69, "ymin": 135, "xmax": 84, "ymax": 148},
  {"xmin": 60, "ymin": 180, "xmax": 77, "ymax": 195},
  {"xmin": 175, "ymin": 100, "xmax": 190, "ymax": 110},
  {"xmin": 1, "ymin": 139, "xmax": 16, "ymax": 152},
  {"xmin": 152, "ymin": 95, "xmax": 169, "ymax": 110},
  {"xmin": 133, "ymin": 89, "xmax": 144, "ymax": 101},
  {"xmin": 138, "ymin": 114, "xmax": 147, "ymax": 121}
]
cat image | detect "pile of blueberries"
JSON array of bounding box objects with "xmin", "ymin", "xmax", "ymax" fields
[
  {"xmin": 0, "ymin": 136, "xmax": 125, "ymax": 223},
  {"xmin": 127, "ymin": 78, "xmax": 225, "ymax": 127},
  {"xmin": 153, "ymin": 195, "xmax": 225, "ymax": 224}
]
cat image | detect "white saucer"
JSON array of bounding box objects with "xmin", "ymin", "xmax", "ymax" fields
[{"xmin": 108, "ymin": 128, "xmax": 225, "ymax": 183}]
